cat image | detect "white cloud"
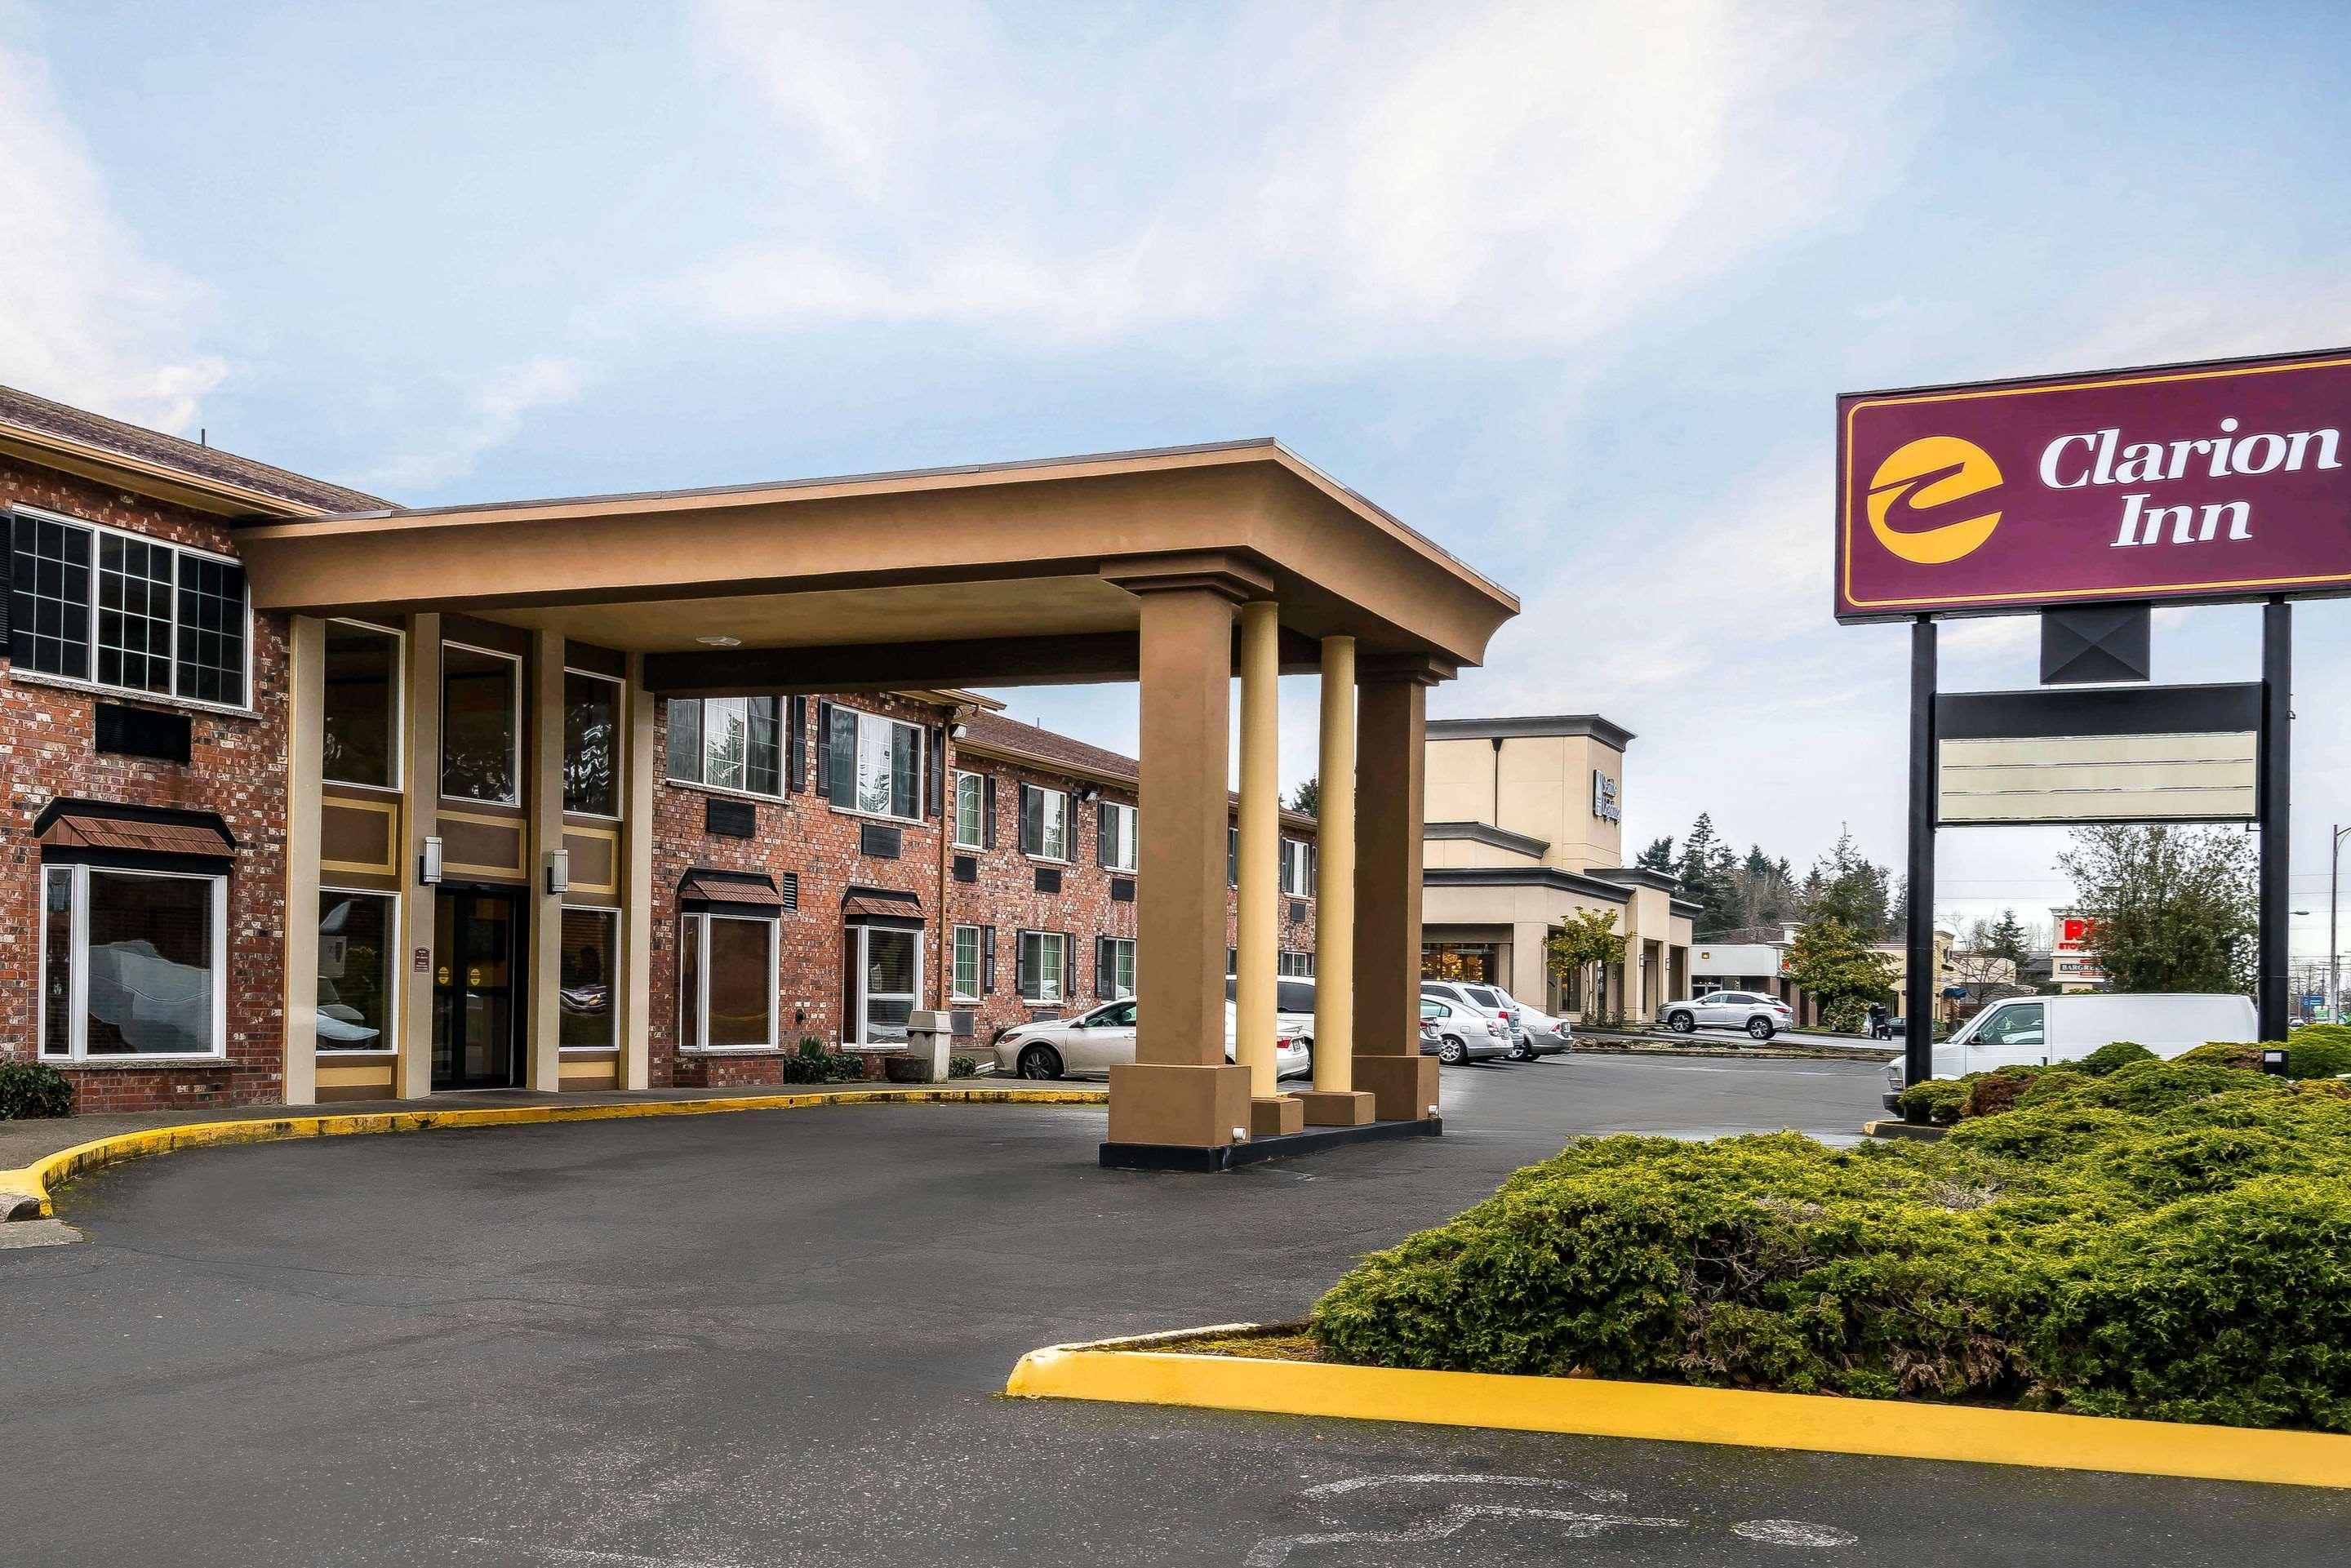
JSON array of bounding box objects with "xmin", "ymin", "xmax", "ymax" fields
[
  {"xmin": 675, "ymin": 0, "xmax": 1967, "ymax": 355},
  {"xmin": 356, "ymin": 358, "xmax": 587, "ymax": 493},
  {"xmin": 0, "ymin": 40, "xmax": 224, "ymax": 431}
]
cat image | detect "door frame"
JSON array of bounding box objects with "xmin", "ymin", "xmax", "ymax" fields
[
  {"xmin": 847, "ymin": 921, "xmax": 923, "ymax": 1046},
  {"xmin": 432, "ymin": 883, "xmax": 526, "ymax": 1090}
]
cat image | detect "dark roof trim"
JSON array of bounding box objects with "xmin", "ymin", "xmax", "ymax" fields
[
  {"xmin": 32, "ymin": 796, "xmax": 238, "ymax": 846},
  {"xmin": 1424, "ymin": 866, "xmax": 1631, "ymax": 903},
  {"xmin": 1424, "ymin": 820, "xmax": 1550, "ymax": 859},
  {"xmin": 1587, "ymin": 865, "xmax": 1682, "ymax": 893},
  {"xmin": 1669, "ymin": 899, "xmax": 1705, "ymax": 919},
  {"xmin": 1426, "ymin": 713, "xmax": 1635, "ymax": 749},
  {"xmin": 678, "ymin": 868, "xmax": 784, "ymax": 913}
]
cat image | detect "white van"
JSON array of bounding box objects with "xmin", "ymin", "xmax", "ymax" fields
[{"xmin": 1882, "ymin": 992, "xmax": 2256, "ymax": 1111}]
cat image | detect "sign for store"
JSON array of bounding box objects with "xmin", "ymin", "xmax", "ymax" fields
[{"xmin": 1836, "ymin": 348, "xmax": 2351, "ymax": 621}]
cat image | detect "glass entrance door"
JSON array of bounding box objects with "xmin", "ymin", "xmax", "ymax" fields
[
  {"xmin": 851, "ymin": 924, "xmax": 921, "ymax": 1046},
  {"xmin": 433, "ymin": 889, "xmax": 520, "ymax": 1089}
]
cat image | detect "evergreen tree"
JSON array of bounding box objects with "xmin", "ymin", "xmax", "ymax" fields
[
  {"xmin": 1805, "ymin": 825, "xmax": 1895, "ymax": 939},
  {"xmin": 1985, "ymin": 908, "xmax": 2031, "ymax": 965},
  {"xmin": 1635, "ymin": 836, "xmax": 1675, "ymax": 873},
  {"xmin": 1287, "ymin": 776, "xmax": 1319, "ymax": 816},
  {"xmin": 1786, "ymin": 917, "xmax": 1901, "ymax": 1033},
  {"xmin": 1673, "ymin": 814, "xmax": 1740, "ymax": 935}
]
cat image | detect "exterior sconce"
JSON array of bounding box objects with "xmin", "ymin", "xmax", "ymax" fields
[
  {"xmin": 950, "ymin": 722, "xmax": 969, "ymax": 739},
  {"xmin": 546, "ymin": 847, "xmax": 571, "ymax": 896},
  {"xmin": 420, "ymin": 836, "xmax": 444, "ymax": 886}
]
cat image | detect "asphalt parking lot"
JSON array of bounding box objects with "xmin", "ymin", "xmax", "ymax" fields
[{"xmin": 4, "ymin": 1051, "xmax": 2342, "ymax": 1566}]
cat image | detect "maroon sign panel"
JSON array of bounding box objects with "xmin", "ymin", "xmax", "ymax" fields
[{"xmin": 1836, "ymin": 349, "xmax": 2351, "ymax": 622}]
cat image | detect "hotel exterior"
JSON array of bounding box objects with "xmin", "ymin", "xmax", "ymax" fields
[{"xmin": 2, "ymin": 386, "xmax": 1512, "ymax": 1158}]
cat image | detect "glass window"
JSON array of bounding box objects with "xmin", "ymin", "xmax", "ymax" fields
[
  {"xmin": 7, "ymin": 511, "xmax": 247, "ymax": 704},
  {"xmin": 953, "ymin": 924, "xmax": 982, "ymax": 999},
  {"xmin": 827, "ymin": 706, "xmax": 922, "ymax": 819},
  {"xmin": 1021, "ymin": 785, "xmax": 1069, "ymax": 860},
  {"xmin": 441, "ymin": 643, "xmax": 519, "ymax": 803},
  {"xmin": 953, "ymin": 771, "xmax": 985, "ymax": 849},
  {"xmin": 40, "ymin": 868, "xmax": 73, "ymax": 1056},
  {"xmin": 1229, "ymin": 825, "xmax": 1238, "ymax": 887},
  {"xmin": 1102, "ymin": 802, "xmax": 1137, "ymax": 873},
  {"xmin": 665, "ymin": 696, "xmax": 784, "ymax": 799},
  {"xmin": 563, "ymin": 670, "xmax": 621, "ymax": 816},
  {"xmin": 1278, "ymin": 950, "xmax": 1315, "ymax": 979},
  {"xmin": 1106, "ymin": 937, "xmax": 1136, "ymax": 1000},
  {"xmin": 322, "ymin": 622, "xmax": 401, "ymax": 788},
  {"xmin": 1019, "ymin": 931, "xmax": 1065, "ymax": 1002},
  {"xmin": 317, "ymin": 891, "xmax": 395, "ymax": 1051},
  {"xmin": 39, "ymin": 868, "xmax": 224, "ymax": 1059},
  {"xmin": 680, "ymin": 911, "xmax": 776, "ymax": 1050},
  {"xmin": 559, "ymin": 908, "xmax": 618, "ymax": 1048},
  {"xmin": 1281, "ymin": 838, "xmax": 1315, "ymax": 897},
  {"xmin": 1277, "ymin": 979, "xmax": 1315, "ymax": 1014}
]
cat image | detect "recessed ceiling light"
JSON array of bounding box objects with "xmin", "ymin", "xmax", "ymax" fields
[{"xmin": 696, "ymin": 634, "xmax": 742, "ymax": 647}]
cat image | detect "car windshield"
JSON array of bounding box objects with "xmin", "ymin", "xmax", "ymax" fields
[{"xmin": 1465, "ymin": 987, "xmax": 1502, "ymax": 1007}]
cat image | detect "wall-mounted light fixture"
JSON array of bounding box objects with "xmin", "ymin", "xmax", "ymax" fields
[
  {"xmin": 950, "ymin": 722, "xmax": 968, "ymax": 739},
  {"xmin": 1078, "ymin": 785, "xmax": 1100, "ymax": 803},
  {"xmin": 546, "ymin": 846, "xmax": 571, "ymax": 896},
  {"xmin": 420, "ymin": 836, "xmax": 444, "ymax": 886}
]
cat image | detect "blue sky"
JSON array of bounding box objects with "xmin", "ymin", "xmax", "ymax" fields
[{"xmin": 7, "ymin": 1, "xmax": 2351, "ymax": 955}]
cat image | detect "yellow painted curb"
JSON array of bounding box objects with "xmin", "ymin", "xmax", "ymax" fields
[
  {"xmin": 0, "ymin": 1085, "xmax": 1105, "ymax": 1218},
  {"xmin": 1004, "ymin": 1326, "xmax": 2351, "ymax": 1491}
]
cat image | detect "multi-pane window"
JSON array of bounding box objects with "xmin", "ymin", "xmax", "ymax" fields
[
  {"xmin": 1020, "ymin": 784, "xmax": 1069, "ymax": 860},
  {"xmin": 826, "ymin": 705, "xmax": 922, "ymax": 820},
  {"xmin": 7, "ymin": 510, "xmax": 248, "ymax": 706},
  {"xmin": 322, "ymin": 621, "xmax": 401, "ymax": 788},
  {"xmin": 563, "ymin": 670, "xmax": 622, "ymax": 817},
  {"xmin": 666, "ymin": 696, "xmax": 786, "ymax": 799},
  {"xmin": 1279, "ymin": 950, "xmax": 1316, "ymax": 979},
  {"xmin": 678, "ymin": 912, "xmax": 777, "ymax": 1049},
  {"xmin": 1103, "ymin": 936, "xmax": 1136, "ymax": 1000},
  {"xmin": 559, "ymin": 908, "xmax": 619, "ymax": 1047},
  {"xmin": 1098, "ymin": 802, "xmax": 1138, "ymax": 873},
  {"xmin": 952, "ymin": 924, "xmax": 983, "ymax": 1000},
  {"xmin": 1017, "ymin": 931, "xmax": 1065, "ymax": 1003},
  {"xmin": 953, "ymin": 771, "xmax": 986, "ymax": 848},
  {"xmin": 441, "ymin": 643, "xmax": 520, "ymax": 803},
  {"xmin": 317, "ymin": 891, "xmax": 396, "ymax": 1051},
  {"xmin": 39, "ymin": 864, "xmax": 226, "ymax": 1059},
  {"xmin": 1281, "ymin": 837, "xmax": 1316, "ymax": 897}
]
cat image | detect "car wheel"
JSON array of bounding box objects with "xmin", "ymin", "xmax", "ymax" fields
[
  {"xmin": 1746, "ymin": 1015, "xmax": 1775, "ymax": 1042},
  {"xmin": 1016, "ymin": 1043, "xmax": 1064, "ymax": 1079},
  {"xmin": 1438, "ymin": 1037, "xmax": 1467, "ymax": 1066},
  {"xmin": 1509, "ymin": 1038, "xmax": 1533, "ymax": 1061},
  {"xmin": 1669, "ymin": 1011, "xmax": 1695, "ymax": 1033}
]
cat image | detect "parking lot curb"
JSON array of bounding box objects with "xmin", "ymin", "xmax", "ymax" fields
[
  {"xmin": 0, "ymin": 1086, "xmax": 1107, "ymax": 1219},
  {"xmin": 1003, "ymin": 1326, "xmax": 2351, "ymax": 1490}
]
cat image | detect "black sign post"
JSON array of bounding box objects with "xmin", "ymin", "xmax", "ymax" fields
[
  {"xmin": 2260, "ymin": 598, "xmax": 2292, "ymax": 1042},
  {"xmin": 1904, "ymin": 616, "xmax": 1938, "ymax": 1095}
]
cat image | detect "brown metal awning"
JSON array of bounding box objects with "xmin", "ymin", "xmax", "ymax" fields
[
  {"xmin": 677, "ymin": 869, "xmax": 784, "ymax": 914},
  {"xmin": 33, "ymin": 798, "xmax": 236, "ymax": 864},
  {"xmin": 842, "ymin": 887, "xmax": 924, "ymax": 926}
]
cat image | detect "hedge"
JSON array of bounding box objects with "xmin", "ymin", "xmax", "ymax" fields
[
  {"xmin": 0, "ymin": 1061, "xmax": 73, "ymax": 1120},
  {"xmin": 1310, "ymin": 1059, "xmax": 2351, "ymax": 1429}
]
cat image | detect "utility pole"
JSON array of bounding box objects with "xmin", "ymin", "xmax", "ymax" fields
[{"xmin": 2332, "ymin": 823, "xmax": 2349, "ymax": 1025}]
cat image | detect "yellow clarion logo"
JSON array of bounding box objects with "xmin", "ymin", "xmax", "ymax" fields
[{"xmin": 1865, "ymin": 435, "xmax": 2004, "ymax": 564}]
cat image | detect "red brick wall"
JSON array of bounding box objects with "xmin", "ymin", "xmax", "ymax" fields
[{"xmin": 0, "ymin": 454, "xmax": 290, "ymax": 1113}]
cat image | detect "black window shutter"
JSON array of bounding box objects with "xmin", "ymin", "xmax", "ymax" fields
[
  {"xmin": 983, "ymin": 775, "xmax": 998, "ymax": 847},
  {"xmin": 1096, "ymin": 935, "xmax": 1113, "ymax": 999},
  {"xmin": 1064, "ymin": 931, "xmax": 1075, "ymax": 1001},
  {"xmin": 981, "ymin": 926, "xmax": 997, "ymax": 993},
  {"xmin": 1020, "ymin": 786, "xmax": 1042, "ymax": 855},
  {"xmin": 1309, "ymin": 842, "xmax": 1319, "ymax": 896},
  {"xmin": 1096, "ymin": 801, "xmax": 1113, "ymax": 867},
  {"xmin": 927, "ymin": 727, "xmax": 944, "ymax": 819},
  {"xmin": 788, "ymin": 696, "xmax": 806, "ymax": 793},
  {"xmin": 1228, "ymin": 826, "xmax": 1238, "ymax": 887},
  {"xmin": 0, "ymin": 509, "xmax": 13, "ymax": 649},
  {"xmin": 1015, "ymin": 931, "xmax": 1031, "ymax": 999},
  {"xmin": 815, "ymin": 700, "xmax": 833, "ymax": 795}
]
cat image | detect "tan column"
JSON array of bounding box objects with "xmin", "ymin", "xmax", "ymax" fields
[
  {"xmin": 280, "ymin": 615, "xmax": 325, "ymax": 1108},
  {"xmin": 1106, "ymin": 580, "xmax": 1251, "ymax": 1149},
  {"xmin": 397, "ymin": 615, "xmax": 442, "ymax": 1099},
  {"xmin": 1352, "ymin": 669, "xmax": 1440, "ymax": 1122},
  {"xmin": 1299, "ymin": 635, "xmax": 1373, "ymax": 1127},
  {"xmin": 1233, "ymin": 601, "xmax": 1299, "ymax": 1136},
  {"xmin": 621, "ymin": 653, "xmax": 656, "ymax": 1091},
  {"xmin": 525, "ymin": 628, "xmax": 565, "ymax": 1092}
]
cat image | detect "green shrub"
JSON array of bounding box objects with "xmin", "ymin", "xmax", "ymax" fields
[
  {"xmin": 0, "ymin": 1060, "xmax": 73, "ymax": 1120},
  {"xmin": 947, "ymin": 1055, "xmax": 979, "ymax": 1079},
  {"xmin": 2177, "ymin": 1041, "xmax": 2262, "ymax": 1071},
  {"xmin": 778, "ymin": 1037, "xmax": 869, "ymax": 1084},
  {"xmin": 2078, "ymin": 1040, "xmax": 2156, "ymax": 1077},
  {"xmin": 2287, "ymin": 1035, "xmax": 2351, "ymax": 1080},
  {"xmin": 1895, "ymin": 1077, "xmax": 1967, "ymax": 1126}
]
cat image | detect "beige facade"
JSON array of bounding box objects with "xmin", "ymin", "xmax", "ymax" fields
[{"xmin": 1420, "ymin": 716, "xmax": 1694, "ymax": 1023}]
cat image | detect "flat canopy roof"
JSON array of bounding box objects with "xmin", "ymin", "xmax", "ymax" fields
[{"xmin": 236, "ymin": 439, "xmax": 1518, "ymax": 690}]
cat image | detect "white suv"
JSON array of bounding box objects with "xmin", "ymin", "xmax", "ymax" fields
[
  {"xmin": 1660, "ymin": 989, "xmax": 1793, "ymax": 1041},
  {"xmin": 1420, "ymin": 980, "xmax": 1519, "ymax": 1046}
]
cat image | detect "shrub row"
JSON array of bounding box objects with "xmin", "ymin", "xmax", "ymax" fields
[
  {"xmin": 0, "ymin": 1061, "xmax": 73, "ymax": 1121},
  {"xmin": 1892, "ymin": 1028, "xmax": 2351, "ymax": 1126},
  {"xmin": 1309, "ymin": 1058, "xmax": 2351, "ymax": 1431}
]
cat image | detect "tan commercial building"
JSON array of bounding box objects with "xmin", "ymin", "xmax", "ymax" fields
[{"xmin": 1420, "ymin": 715, "xmax": 1695, "ymax": 1021}]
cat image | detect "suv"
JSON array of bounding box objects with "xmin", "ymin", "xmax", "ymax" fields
[
  {"xmin": 1421, "ymin": 980, "xmax": 1519, "ymax": 1045},
  {"xmin": 1660, "ymin": 989, "xmax": 1793, "ymax": 1041}
]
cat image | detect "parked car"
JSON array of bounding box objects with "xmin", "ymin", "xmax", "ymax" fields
[
  {"xmin": 994, "ymin": 998, "xmax": 1309, "ymax": 1081},
  {"xmin": 1491, "ymin": 988, "xmax": 1571, "ymax": 1059},
  {"xmin": 1420, "ymin": 980, "xmax": 1519, "ymax": 1045},
  {"xmin": 1659, "ymin": 989, "xmax": 1793, "ymax": 1041},
  {"xmin": 1882, "ymin": 992, "xmax": 2258, "ymax": 1111},
  {"xmin": 1419, "ymin": 998, "xmax": 1508, "ymax": 1065}
]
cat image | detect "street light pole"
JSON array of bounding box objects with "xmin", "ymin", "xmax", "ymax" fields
[{"xmin": 2331, "ymin": 823, "xmax": 2349, "ymax": 1025}]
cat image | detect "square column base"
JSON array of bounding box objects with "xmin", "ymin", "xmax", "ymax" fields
[
  {"xmin": 1352, "ymin": 1055, "xmax": 1441, "ymax": 1123},
  {"xmin": 1250, "ymin": 1095, "xmax": 1306, "ymax": 1137},
  {"xmin": 1294, "ymin": 1089, "xmax": 1376, "ymax": 1127},
  {"xmin": 1108, "ymin": 1062, "xmax": 1251, "ymax": 1149}
]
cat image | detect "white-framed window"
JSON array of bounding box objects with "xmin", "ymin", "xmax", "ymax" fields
[
  {"xmin": 952, "ymin": 771, "xmax": 987, "ymax": 849},
  {"xmin": 668, "ymin": 695, "xmax": 786, "ymax": 799},
  {"xmin": 1101, "ymin": 936, "xmax": 1136, "ymax": 1000},
  {"xmin": 1279, "ymin": 950, "xmax": 1316, "ymax": 979},
  {"xmin": 441, "ymin": 641, "xmax": 522, "ymax": 805},
  {"xmin": 1281, "ymin": 837, "xmax": 1316, "ymax": 897},
  {"xmin": 824, "ymin": 704, "xmax": 923, "ymax": 820},
  {"xmin": 7, "ymin": 506, "xmax": 252, "ymax": 711},
  {"xmin": 322, "ymin": 620, "xmax": 402, "ymax": 789},
  {"xmin": 38, "ymin": 863, "xmax": 229, "ymax": 1061},
  {"xmin": 559, "ymin": 907, "xmax": 620, "ymax": 1049},
  {"xmin": 1020, "ymin": 784, "xmax": 1069, "ymax": 860},
  {"xmin": 1017, "ymin": 930, "xmax": 1066, "ymax": 1003},
  {"xmin": 318, "ymin": 887, "xmax": 398, "ymax": 1053},
  {"xmin": 1098, "ymin": 802, "xmax": 1138, "ymax": 873},
  {"xmin": 952, "ymin": 923, "xmax": 984, "ymax": 1000},
  {"xmin": 563, "ymin": 669, "xmax": 624, "ymax": 819},
  {"xmin": 678, "ymin": 911, "xmax": 779, "ymax": 1050}
]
